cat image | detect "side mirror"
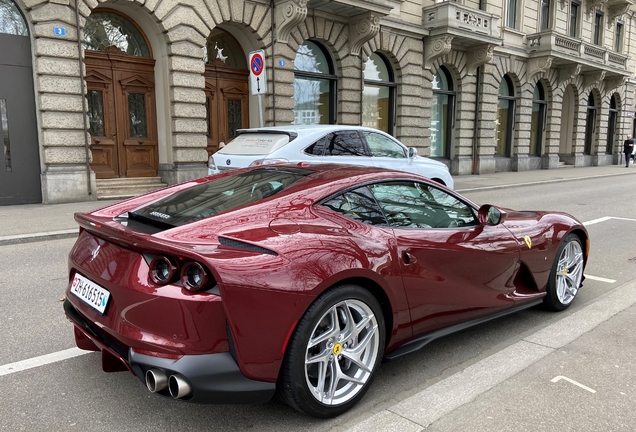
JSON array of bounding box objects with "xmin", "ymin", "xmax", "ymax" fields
[
  {"xmin": 408, "ymin": 147, "xmax": 418, "ymax": 159},
  {"xmin": 478, "ymin": 204, "xmax": 507, "ymax": 226}
]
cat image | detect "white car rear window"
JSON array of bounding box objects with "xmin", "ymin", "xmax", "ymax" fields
[{"xmin": 218, "ymin": 133, "xmax": 290, "ymax": 155}]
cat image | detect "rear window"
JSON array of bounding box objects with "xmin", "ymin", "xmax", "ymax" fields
[
  {"xmin": 217, "ymin": 133, "xmax": 291, "ymax": 155},
  {"xmin": 125, "ymin": 168, "xmax": 312, "ymax": 228}
]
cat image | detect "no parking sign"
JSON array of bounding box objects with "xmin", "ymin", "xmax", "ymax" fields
[{"xmin": 249, "ymin": 50, "xmax": 267, "ymax": 95}]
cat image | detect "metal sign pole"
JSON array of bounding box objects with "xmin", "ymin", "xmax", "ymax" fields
[{"xmin": 258, "ymin": 94, "xmax": 263, "ymax": 128}]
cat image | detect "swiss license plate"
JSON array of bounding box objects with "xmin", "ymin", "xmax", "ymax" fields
[{"xmin": 70, "ymin": 274, "xmax": 110, "ymax": 315}]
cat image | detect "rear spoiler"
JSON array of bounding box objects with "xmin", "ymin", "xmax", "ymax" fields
[{"xmin": 235, "ymin": 129, "xmax": 298, "ymax": 142}]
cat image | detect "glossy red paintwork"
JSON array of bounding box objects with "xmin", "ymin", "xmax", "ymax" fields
[{"xmin": 65, "ymin": 164, "xmax": 588, "ymax": 383}]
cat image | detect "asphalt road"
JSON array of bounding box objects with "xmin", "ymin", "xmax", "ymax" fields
[{"xmin": 1, "ymin": 176, "xmax": 635, "ymax": 431}]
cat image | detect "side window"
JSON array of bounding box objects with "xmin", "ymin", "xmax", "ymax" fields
[
  {"xmin": 322, "ymin": 187, "xmax": 387, "ymax": 225},
  {"xmin": 364, "ymin": 132, "xmax": 406, "ymax": 158},
  {"xmin": 304, "ymin": 135, "xmax": 328, "ymax": 156},
  {"xmin": 323, "ymin": 131, "xmax": 370, "ymax": 156},
  {"xmin": 369, "ymin": 181, "xmax": 476, "ymax": 229}
]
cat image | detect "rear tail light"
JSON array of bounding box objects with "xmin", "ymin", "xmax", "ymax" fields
[
  {"xmin": 249, "ymin": 158, "xmax": 289, "ymax": 167},
  {"xmin": 149, "ymin": 256, "xmax": 177, "ymax": 285},
  {"xmin": 181, "ymin": 262, "xmax": 209, "ymax": 292}
]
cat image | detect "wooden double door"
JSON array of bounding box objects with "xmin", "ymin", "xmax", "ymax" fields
[
  {"xmin": 204, "ymin": 61, "xmax": 249, "ymax": 156},
  {"xmin": 85, "ymin": 47, "xmax": 158, "ymax": 179}
]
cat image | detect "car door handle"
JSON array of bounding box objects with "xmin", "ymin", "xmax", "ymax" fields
[{"xmin": 402, "ymin": 252, "xmax": 417, "ymax": 265}]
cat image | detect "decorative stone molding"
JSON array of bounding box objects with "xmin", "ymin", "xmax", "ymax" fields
[
  {"xmin": 527, "ymin": 56, "xmax": 553, "ymax": 81},
  {"xmin": 584, "ymin": 70, "xmax": 606, "ymax": 89},
  {"xmin": 349, "ymin": 13, "xmax": 380, "ymax": 56},
  {"xmin": 557, "ymin": 63, "xmax": 581, "ymax": 86},
  {"xmin": 466, "ymin": 44, "xmax": 494, "ymax": 75},
  {"xmin": 605, "ymin": 76, "xmax": 627, "ymax": 92},
  {"xmin": 424, "ymin": 35, "xmax": 454, "ymax": 70},
  {"xmin": 608, "ymin": 4, "xmax": 631, "ymax": 24},
  {"xmin": 275, "ymin": 0, "xmax": 308, "ymax": 44},
  {"xmin": 587, "ymin": 0, "xmax": 608, "ymax": 15}
]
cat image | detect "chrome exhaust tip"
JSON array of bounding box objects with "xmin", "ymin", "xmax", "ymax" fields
[
  {"xmin": 145, "ymin": 369, "xmax": 168, "ymax": 393},
  {"xmin": 168, "ymin": 374, "xmax": 192, "ymax": 399}
]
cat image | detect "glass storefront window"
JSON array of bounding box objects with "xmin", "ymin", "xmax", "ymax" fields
[
  {"xmin": 293, "ymin": 41, "xmax": 336, "ymax": 125},
  {"xmin": 530, "ymin": 83, "xmax": 546, "ymax": 156},
  {"xmin": 0, "ymin": 0, "xmax": 27, "ymax": 36},
  {"xmin": 496, "ymin": 75, "xmax": 515, "ymax": 156},
  {"xmin": 431, "ymin": 67, "xmax": 454, "ymax": 158},
  {"xmin": 363, "ymin": 53, "xmax": 395, "ymax": 134}
]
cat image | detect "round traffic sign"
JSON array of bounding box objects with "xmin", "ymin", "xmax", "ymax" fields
[{"xmin": 250, "ymin": 53, "xmax": 264, "ymax": 76}]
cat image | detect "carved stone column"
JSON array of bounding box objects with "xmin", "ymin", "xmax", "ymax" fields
[
  {"xmin": 466, "ymin": 45, "xmax": 494, "ymax": 75},
  {"xmin": 424, "ymin": 35, "xmax": 453, "ymax": 70},
  {"xmin": 349, "ymin": 13, "xmax": 380, "ymax": 56},
  {"xmin": 275, "ymin": 0, "xmax": 308, "ymax": 44}
]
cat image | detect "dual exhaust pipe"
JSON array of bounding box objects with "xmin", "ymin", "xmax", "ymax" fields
[{"xmin": 146, "ymin": 369, "xmax": 192, "ymax": 399}]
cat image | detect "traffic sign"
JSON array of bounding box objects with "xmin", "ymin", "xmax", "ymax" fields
[{"xmin": 249, "ymin": 50, "xmax": 267, "ymax": 95}]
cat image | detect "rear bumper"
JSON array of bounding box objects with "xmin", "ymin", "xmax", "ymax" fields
[{"xmin": 63, "ymin": 299, "xmax": 276, "ymax": 404}]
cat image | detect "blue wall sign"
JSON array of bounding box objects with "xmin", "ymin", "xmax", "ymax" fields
[
  {"xmin": 279, "ymin": 59, "xmax": 286, "ymax": 67},
  {"xmin": 53, "ymin": 26, "xmax": 67, "ymax": 37}
]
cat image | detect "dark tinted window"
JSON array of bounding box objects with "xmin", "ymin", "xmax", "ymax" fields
[
  {"xmin": 127, "ymin": 168, "xmax": 312, "ymax": 228},
  {"xmin": 322, "ymin": 187, "xmax": 386, "ymax": 225},
  {"xmin": 323, "ymin": 131, "xmax": 370, "ymax": 156},
  {"xmin": 369, "ymin": 181, "xmax": 476, "ymax": 229},
  {"xmin": 304, "ymin": 135, "xmax": 328, "ymax": 156}
]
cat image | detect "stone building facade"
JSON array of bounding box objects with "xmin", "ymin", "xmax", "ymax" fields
[{"xmin": 1, "ymin": 0, "xmax": 634, "ymax": 204}]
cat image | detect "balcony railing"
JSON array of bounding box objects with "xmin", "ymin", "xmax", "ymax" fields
[
  {"xmin": 422, "ymin": 2, "xmax": 501, "ymax": 42},
  {"xmin": 526, "ymin": 30, "xmax": 628, "ymax": 70}
]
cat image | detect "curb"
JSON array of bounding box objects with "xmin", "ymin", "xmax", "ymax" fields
[{"xmin": 0, "ymin": 229, "xmax": 78, "ymax": 246}]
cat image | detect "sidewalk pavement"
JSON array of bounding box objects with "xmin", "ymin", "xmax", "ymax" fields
[{"xmin": 0, "ymin": 164, "xmax": 634, "ymax": 245}]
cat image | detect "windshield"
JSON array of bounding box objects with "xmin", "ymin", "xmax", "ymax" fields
[
  {"xmin": 127, "ymin": 167, "xmax": 312, "ymax": 228},
  {"xmin": 217, "ymin": 133, "xmax": 291, "ymax": 155}
]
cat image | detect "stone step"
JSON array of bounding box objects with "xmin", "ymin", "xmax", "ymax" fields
[
  {"xmin": 96, "ymin": 177, "xmax": 167, "ymax": 200},
  {"xmin": 558, "ymin": 161, "xmax": 576, "ymax": 168}
]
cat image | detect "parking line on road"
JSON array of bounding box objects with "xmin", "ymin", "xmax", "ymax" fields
[
  {"xmin": 0, "ymin": 348, "xmax": 91, "ymax": 377},
  {"xmin": 584, "ymin": 274, "xmax": 616, "ymax": 284},
  {"xmin": 584, "ymin": 216, "xmax": 636, "ymax": 226},
  {"xmin": 551, "ymin": 375, "xmax": 596, "ymax": 393}
]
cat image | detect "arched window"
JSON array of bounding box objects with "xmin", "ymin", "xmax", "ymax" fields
[
  {"xmin": 431, "ymin": 67, "xmax": 455, "ymax": 158},
  {"xmin": 82, "ymin": 11, "xmax": 151, "ymax": 57},
  {"xmin": 530, "ymin": 82, "xmax": 547, "ymax": 156},
  {"xmin": 607, "ymin": 94, "xmax": 618, "ymax": 154},
  {"xmin": 204, "ymin": 28, "xmax": 246, "ymax": 69},
  {"xmin": 363, "ymin": 53, "xmax": 396, "ymax": 135},
  {"xmin": 0, "ymin": 0, "xmax": 27, "ymax": 35},
  {"xmin": 293, "ymin": 40, "xmax": 336, "ymax": 125},
  {"xmin": 496, "ymin": 75, "xmax": 515, "ymax": 156},
  {"xmin": 584, "ymin": 92, "xmax": 596, "ymax": 154}
]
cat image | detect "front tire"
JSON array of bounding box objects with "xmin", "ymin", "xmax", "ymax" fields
[
  {"xmin": 278, "ymin": 285, "xmax": 385, "ymax": 418},
  {"xmin": 543, "ymin": 234, "xmax": 584, "ymax": 311}
]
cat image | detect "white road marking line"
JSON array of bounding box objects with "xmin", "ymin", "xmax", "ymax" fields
[
  {"xmin": 584, "ymin": 274, "xmax": 616, "ymax": 283},
  {"xmin": 550, "ymin": 375, "xmax": 597, "ymax": 393},
  {"xmin": 0, "ymin": 348, "xmax": 92, "ymax": 377},
  {"xmin": 583, "ymin": 216, "xmax": 613, "ymax": 226},
  {"xmin": 583, "ymin": 216, "xmax": 636, "ymax": 226}
]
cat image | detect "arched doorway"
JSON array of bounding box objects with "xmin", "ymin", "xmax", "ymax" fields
[
  {"xmin": 431, "ymin": 66, "xmax": 455, "ymax": 158},
  {"xmin": 204, "ymin": 28, "xmax": 249, "ymax": 156},
  {"xmin": 559, "ymin": 85, "xmax": 576, "ymax": 155},
  {"xmin": 607, "ymin": 94, "xmax": 618, "ymax": 154},
  {"xmin": 83, "ymin": 10, "xmax": 158, "ymax": 179},
  {"xmin": 0, "ymin": 0, "xmax": 41, "ymax": 205}
]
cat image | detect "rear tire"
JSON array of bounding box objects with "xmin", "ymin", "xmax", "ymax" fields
[
  {"xmin": 277, "ymin": 285, "xmax": 385, "ymax": 418},
  {"xmin": 543, "ymin": 234, "xmax": 584, "ymax": 311}
]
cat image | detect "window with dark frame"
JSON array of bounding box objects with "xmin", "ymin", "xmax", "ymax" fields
[
  {"xmin": 594, "ymin": 12, "xmax": 603, "ymax": 45},
  {"xmin": 506, "ymin": 0, "xmax": 518, "ymax": 29},
  {"xmin": 615, "ymin": 21, "xmax": 623, "ymax": 52},
  {"xmin": 540, "ymin": 0, "xmax": 551, "ymax": 30},
  {"xmin": 569, "ymin": 1, "xmax": 579, "ymax": 38}
]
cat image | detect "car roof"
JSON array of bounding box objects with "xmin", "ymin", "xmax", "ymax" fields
[{"xmin": 237, "ymin": 125, "xmax": 385, "ymax": 135}]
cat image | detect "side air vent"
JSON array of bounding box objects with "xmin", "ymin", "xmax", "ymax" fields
[{"xmin": 218, "ymin": 236, "xmax": 278, "ymax": 256}]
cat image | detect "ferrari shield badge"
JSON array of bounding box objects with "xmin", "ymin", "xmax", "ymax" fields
[{"xmin": 524, "ymin": 235, "xmax": 532, "ymax": 249}]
